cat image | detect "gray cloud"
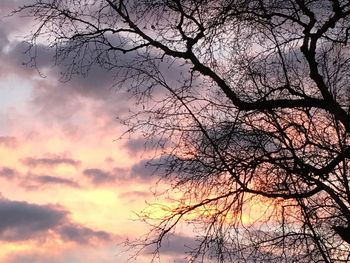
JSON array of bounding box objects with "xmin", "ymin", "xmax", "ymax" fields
[
  {"xmin": 130, "ymin": 159, "xmax": 159, "ymax": 179},
  {"xmin": 0, "ymin": 0, "xmax": 16, "ymax": 11},
  {"xmin": 58, "ymin": 224, "xmax": 112, "ymax": 244},
  {"xmin": 0, "ymin": 198, "xmax": 112, "ymax": 244},
  {"xmin": 83, "ymin": 162, "xmax": 164, "ymax": 184},
  {"xmin": 0, "ymin": 10, "xmax": 121, "ymax": 127},
  {"xmin": 21, "ymin": 155, "xmax": 81, "ymax": 168},
  {"xmin": 6, "ymin": 247, "xmax": 118, "ymax": 263},
  {"xmin": 1, "ymin": 0, "xmax": 187, "ymax": 111},
  {"xmin": 36, "ymin": 175, "xmax": 79, "ymax": 187},
  {"xmin": 22, "ymin": 45, "xmax": 130, "ymax": 128},
  {"xmin": 144, "ymin": 234, "xmax": 200, "ymax": 257},
  {"xmin": 0, "ymin": 168, "xmax": 79, "ymax": 189},
  {"xmin": 123, "ymin": 136, "xmax": 167, "ymax": 155},
  {"xmin": 6, "ymin": 253, "xmax": 65, "ymax": 263},
  {"xmin": 0, "ymin": 199, "xmax": 66, "ymax": 241},
  {"xmin": 82, "ymin": 167, "xmax": 128, "ymax": 185},
  {"xmin": 23, "ymin": 175, "xmax": 80, "ymax": 189},
  {"xmin": 85, "ymin": 156, "xmax": 176, "ymax": 184},
  {"xmin": 0, "ymin": 167, "xmax": 18, "ymax": 178},
  {"xmin": 83, "ymin": 168, "xmax": 115, "ymax": 184},
  {"xmin": 0, "ymin": 3, "xmax": 187, "ymax": 141},
  {"xmin": 129, "ymin": 155, "xmax": 172, "ymax": 179},
  {"xmin": 0, "ymin": 3, "xmax": 40, "ymax": 77},
  {"xmin": 123, "ymin": 138, "xmax": 149, "ymax": 153}
]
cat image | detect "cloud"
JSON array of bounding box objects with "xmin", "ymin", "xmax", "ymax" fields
[
  {"xmin": 0, "ymin": 169, "xmax": 79, "ymax": 189},
  {"xmin": 58, "ymin": 224, "xmax": 112, "ymax": 244},
  {"xmin": 35, "ymin": 175, "xmax": 79, "ymax": 187},
  {"xmin": 5, "ymin": 246, "xmax": 119, "ymax": 263},
  {"xmin": 0, "ymin": 13, "xmax": 121, "ymax": 128},
  {"xmin": 79, "ymin": 155, "xmax": 178, "ymax": 183},
  {"xmin": 22, "ymin": 174, "xmax": 80, "ymax": 189},
  {"xmin": 83, "ymin": 167, "xmax": 128, "ymax": 185},
  {"xmin": 0, "ymin": 136, "xmax": 18, "ymax": 148},
  {"xmin": 83, "ymin": 168, "xmax": 115, "ymax": 185},
  {"xmin": 123, "ymin": 138, "xmax": 149, "ymax": 154},
  {"xmin": 0, "ymin": 2, "xmax": 185, "ymax": 138},
  {"xmin": 0, "ymin": 198, "xmax": 112, "ymax": 244},
  {"xmin": 144, "ymin": 234, "xmax": 200, "ymax": 257},
  {"xmin": 130, "ymin": 159, "xmax": 159, "ymax": 179},
  {"xmin": 159, "ymin": 235, "xmax": 199, "ymax": 255},
  {"xmin": 129, "ymin": 155, "xmax": 173, "ymax": 179},
  {"xmin": 1, "ymin": 13, "xmax": 180, "ymax": 126},
  {"xmin": 6, "ymin": 253, "xmax": 66, "ymax": 263},
  {"xmin": 21, "ymin": 155, "xmax": 81, "ymax": 168},
  {"xmin": 0, "ymin": 167, "xmax": 18, "ymax": 178},
  {"xmin": 0, "ymin": 3, "xmax": 42, "ymax": 76},
  {"xmin": 123, "ymin": 136, "xmax": 167, "ymax": 155},
  {"xmin": 0, "ymin": 199, "xmax": 66, "ymax": 241}
]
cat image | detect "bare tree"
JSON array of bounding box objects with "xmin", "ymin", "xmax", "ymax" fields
[{"xmin": 18, "ymin": 0, "xmax": 350, "ymax": 262}]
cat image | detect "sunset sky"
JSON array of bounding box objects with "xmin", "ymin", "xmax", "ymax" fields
[{"xmin": 0, "ymin": 1, "xmax": 193, "ymax": 262}]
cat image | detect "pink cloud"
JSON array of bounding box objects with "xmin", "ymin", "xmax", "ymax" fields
[{"xmin": 0, "ymin": 136, "xmax": 18, "ymax": 148}]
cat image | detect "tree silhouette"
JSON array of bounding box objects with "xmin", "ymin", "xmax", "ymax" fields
[{"xmin": 19, "ymin": 0, "xmax": 350, "ymax": 262}]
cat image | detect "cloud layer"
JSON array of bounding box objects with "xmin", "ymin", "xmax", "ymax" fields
[
  {"xmin": 0, "ymin": 2, "xmax": 193, "ymax": 263},
  {"xmin": 0, "ymin": 198, "xmax": 112, "ymax": 244}
]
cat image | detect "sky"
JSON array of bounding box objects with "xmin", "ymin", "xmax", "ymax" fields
[{"xmin": 0, "ymin": 1, "xmax": 194, "ymax": 262}]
